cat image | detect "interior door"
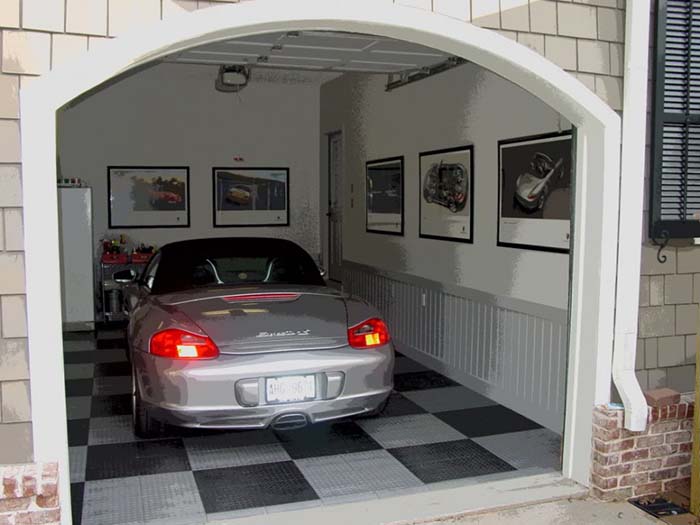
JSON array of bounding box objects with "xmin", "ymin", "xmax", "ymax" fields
[{"xmin": 328, "ymin": 131, "xmax": 343, "ymax": 282}]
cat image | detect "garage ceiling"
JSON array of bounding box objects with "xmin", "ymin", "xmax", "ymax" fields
[{"xmin": 165, "ymin": 30, "xmax": 453, "ymax": 74}]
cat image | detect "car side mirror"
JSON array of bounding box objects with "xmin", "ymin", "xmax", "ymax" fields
[{"xmin": 113, "ymin": 269, "xmax": 137, "ymax": 284}]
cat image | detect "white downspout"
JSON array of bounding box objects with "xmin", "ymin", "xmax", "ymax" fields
[{"xmin": 612, "ymin": 0, "xmax": 652, "ymax": 431}]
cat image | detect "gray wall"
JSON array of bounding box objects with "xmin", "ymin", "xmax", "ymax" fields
[
  {"xmin": 320, "ymin": 64, "xmax": 572, "ymax": 309},
  {"xmin": 321, "ymin": 64, "xmax": 572, "ymax": 430},
  {"xmin": 58, "ymin": 63, "xmax": 324, "ymax": 260}
]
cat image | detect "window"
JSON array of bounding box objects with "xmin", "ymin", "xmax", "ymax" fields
[{"xmin": 650, "ymin": 0, "xmax": 700, "ymax": 239}]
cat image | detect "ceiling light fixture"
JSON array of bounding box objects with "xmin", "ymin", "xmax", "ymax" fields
[{"xmin": 215, "ymin": 65, "xmax": 250, "ymax": 93}]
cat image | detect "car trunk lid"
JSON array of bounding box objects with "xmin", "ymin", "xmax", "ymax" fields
[{"xmin": 163, "ymin": 287, "xmax": 349, "ymax": 354}]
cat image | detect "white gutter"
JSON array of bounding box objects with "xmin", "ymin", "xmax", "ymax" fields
[{"xmin": 612, "ymin": 0, "xmax": 652, "ymax": 431}]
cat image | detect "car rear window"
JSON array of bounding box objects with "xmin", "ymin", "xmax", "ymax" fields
[{"xmin": 150, "ymin": 239, "xmax": 325, "ymax": 294}]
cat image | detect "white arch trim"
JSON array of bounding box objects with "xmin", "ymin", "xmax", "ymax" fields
[{"xmin": 20, "ymin": 1, "xmax": 621, "ymax": 521}]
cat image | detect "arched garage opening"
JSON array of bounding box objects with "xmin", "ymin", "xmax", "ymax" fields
[{"xmin": 20, "ymin": 1, "xmax": 621, "ymax": 523}]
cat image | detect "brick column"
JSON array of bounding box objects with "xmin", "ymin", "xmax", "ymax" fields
[
  {"xmin": 0, "ymin": 463, "xmax": 60, "ymax": 525},
  {"xmin": 591, "ymin": 399, "xmax": 694, "ymax": 499}
]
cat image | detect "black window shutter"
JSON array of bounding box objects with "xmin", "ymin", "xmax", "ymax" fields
[{"xmin": 651, "ymin": 0, "xmax": 700, "ymax": 239}]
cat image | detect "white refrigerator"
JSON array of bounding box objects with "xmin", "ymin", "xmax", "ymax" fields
[{"xmin": 58, "ymin": 187, "xmax": 95, "ymax": 331}]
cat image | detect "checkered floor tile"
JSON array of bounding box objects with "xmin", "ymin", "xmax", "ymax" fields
[{"xmin": 65, "ymin": 327, "xmax": 562, "ymax": 525}]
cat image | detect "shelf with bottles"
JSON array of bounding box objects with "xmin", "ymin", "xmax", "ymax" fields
[{"xmin": 100, "ymin": 234, "xmax": 156, "ymax": 264}]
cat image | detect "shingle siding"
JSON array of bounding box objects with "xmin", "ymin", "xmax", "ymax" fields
[{"xmin": 0, "ymin": 0, "xmax": 628, "ymax": 476}]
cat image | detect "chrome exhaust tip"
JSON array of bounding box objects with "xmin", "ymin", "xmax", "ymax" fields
[{"xmin": 271, "ymin": 413, "xmax": 308, "ymax": 431}]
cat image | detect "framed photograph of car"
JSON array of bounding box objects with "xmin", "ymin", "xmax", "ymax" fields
[
  {"xmin": 419, "ymin": 145, "xmax": 474, "ymax": 243},
  {"xmin": 366, "ymin": 156, "xmax": 404, "ymax": 236},
  {"xmin": 107, "ymin": 166, "xmax": 190, "ymax": 228},
  {"xmin": 212, "ymin": 167, "xmax": 290, "ymax": 227},
  {"xmin": 497, "ymin": 130, "xmax": 574, "ymax": 253}
]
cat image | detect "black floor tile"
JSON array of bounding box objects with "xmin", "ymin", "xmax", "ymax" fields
[
  {"xmin": 377, "ymin": 392, "xmax": 427, "ymax": 417},
  {"xmin": 389, "ymin": 439, "xmax": 515, "ymax": 483},
  {"xmin": 68, "ymin": 419, "xmax": 90, "ymax": 446},
  {"xmin": 64, "ymin": 352, "xmax": 97, "ymax": 365},
  {"xmin": 96, "ymin": 338, "xmax": 127, "ymax": 350},
  {"xmin": 393, "ymin": 370, "xmax": 459, "ymax": 392},
  {"xmin": 93, "ymin": 362, "xmax": 131, "ymax": 377},
  {"xmin": 71, "ymin": 482, "xmax": 84, "ymax": 525},
  {"xmin": 194, "ymin": 461, "xmax": 318, "ymax": 513},
  {"xmin": 64, "ymin": 349, "xmax": 128, "ymax": 365},
  {"xmin": 275, "ymin": 420, "xmax": 381, "ymax": 459},
  {"xmin": 393, "ymin": 356, "xmax": 431, "ymax": 374},
  {"xmin": 63, "ymin": 332, "xmax": 95, "ymax": 342},
  {"xmin": 90, "ymin": 394, "xmax": 132, "ymax": 417},
  {"xmin": 436, "ymin": 405, "xmax": 542, "ymax": 438},
  {"xmin": 85, "ymin": 439, "xmax": 190, "ymax": 481},
  {"xmin": 96, "ymin": 320, "xmax": 128, "ymax": 331},
  {"xmin": 65, "ymin": 379, "xmax": 94, "ymax": 397}
]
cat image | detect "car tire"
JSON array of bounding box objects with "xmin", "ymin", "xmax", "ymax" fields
[
  {"xmin": 360, "ymin": 395, "xmax": 390, "ymax": 418},
  {"xmin": 132, "ymin": 368, "xmax": 165, "ymax": 439}
]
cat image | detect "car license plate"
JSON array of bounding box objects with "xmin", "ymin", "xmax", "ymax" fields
[{"xmin": 266, "ymin": 375, "xmax": 316, "ymax": 403}]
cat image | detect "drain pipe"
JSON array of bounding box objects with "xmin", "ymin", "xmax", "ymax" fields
[{"xmin": 611, "ymin": 0, "xmax": 652, "ymax": 431}]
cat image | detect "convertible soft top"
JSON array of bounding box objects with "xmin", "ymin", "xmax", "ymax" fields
[{"xmin": 151, "ymin": 237, "xmax": 325, "ymax": 294}]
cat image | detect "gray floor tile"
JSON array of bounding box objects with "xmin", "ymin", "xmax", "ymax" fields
[
  {"xmin": 403, "ymin": 386, "xmax": 498, "ymax": 413},
  {"xmin": 472, "ymin": 428, "xmax": 562, "ymax": 471},
  {"xmin": 64, "ymin": 363, "xmax": 95, "ymax": 380},
  {"xmin": 140, "ymin": 471, "xmax": 206, "ymax": 525},
  {"xmin": 69, "ymin": 446, "xmax": 87, "ymax": 483},
  {"xmin": 88, "ymin": 415, "xmax": 141, "ymax": 445},
  {"xmin": 93, "ymin": 376, "xmax": 131, "ymax": 396},
  {"xmin": 185, "ymin": 438, "xmax": 290, "ymax": 470},
  {"xmin": 295, "ymin": 450, "xmax": 421, "ymax": 499},
  {"xmin": 357, "ymin": 414, "xmax": 466, "ymax": 448},
  {"xmin": 63, "ymin": 340, "xmax": 97, "ymax": 352},
  {"xmin": 66, "ymin": 396, "xmax": 92, "ymax": 420},
  {"xmin": 82, "ymin": 477, "xmax": 143, "ymax": 525}
]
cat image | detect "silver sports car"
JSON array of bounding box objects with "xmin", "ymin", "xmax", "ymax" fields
[{"xmin": 114, "ymin": 237, "xmax": 394, "ymax": 438}]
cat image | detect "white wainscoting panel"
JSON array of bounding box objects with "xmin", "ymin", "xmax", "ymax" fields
[{"xmin": 343, "ymin": 261, "xmax": 569, "ymax": 433}]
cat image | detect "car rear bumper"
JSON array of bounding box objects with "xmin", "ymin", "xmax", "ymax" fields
[{"xmin": 133, "ymin": 345, "xmax": 394, "ymax": 429}]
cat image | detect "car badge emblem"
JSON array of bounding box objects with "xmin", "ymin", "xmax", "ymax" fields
[{"xmin": 256, "ymin": 329, "xmax": 311, "ymax": 338}]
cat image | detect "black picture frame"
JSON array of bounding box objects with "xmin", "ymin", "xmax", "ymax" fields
[
  {"xmin": 107, "ymin": 166, "xmax": 190, "ymax": 229},
  {"xmin": 496, "ymin": 130, "xmax": 574, "ymax": 254},
  {"xmin": 418, "ymin": 145, "xmax": 474, "ymax": 244},
  {"xmin": 365, "ymin": 156, "xmax": 404, "ymax": 236},
  {"xmin": 212, "ymin": 167, "xmax": 290, "ymax": 227}
]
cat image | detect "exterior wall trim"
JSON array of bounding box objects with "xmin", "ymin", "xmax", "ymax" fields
[
  {"xmin": 17, "ymin": 2, "xmax": 622, "ymax": 522},
  {"xmin": 612, "ymin": 0, "xmax": 652, "ymax": 433}
]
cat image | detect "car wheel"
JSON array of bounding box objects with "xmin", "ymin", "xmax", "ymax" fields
[{"xmin": 132, "ymin": 368, "xmax": 164, "ymax": 439}]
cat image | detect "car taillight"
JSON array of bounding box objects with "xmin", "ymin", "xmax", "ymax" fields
[
  {"xmin": 347, "ymin": 318, "xmax": 390, "ymax": 349},
  {"xmin": 149, "ymin": 329, "xmax": 219, "ymax": 359}
]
